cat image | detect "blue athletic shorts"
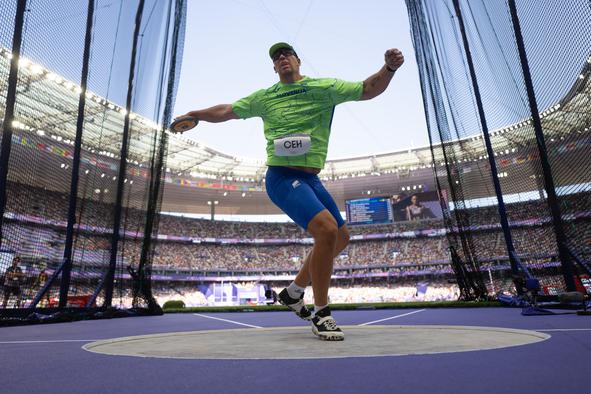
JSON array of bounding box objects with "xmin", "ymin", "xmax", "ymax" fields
[{"xmin": 265, "ymin": 166, "xmax": 345, "ymax": 231}]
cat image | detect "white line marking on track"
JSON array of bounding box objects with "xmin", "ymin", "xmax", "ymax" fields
[
  {"xmin": 0, "ymin": 339, "xmax": 98, "ymax": 344},
  {"xmin": 535, "ymin": 328, "xmax": 591, "ymax": 332},
  {"xmin": 193, "ymin": 313, "xmax": 263, "ymax": 328},
  {"xmin": 358, "ymin": 309, "xmax": 426, "ymax": 326}
]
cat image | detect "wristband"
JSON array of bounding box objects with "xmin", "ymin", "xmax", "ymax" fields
[{"xmin": 386, "ymin": 65, "xmax": 396, "ymax": 73}]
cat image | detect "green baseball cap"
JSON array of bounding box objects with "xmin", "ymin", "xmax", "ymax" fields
[{"xmin": 269, "ymin": 42, "xmax": 297, "ymax": 59}]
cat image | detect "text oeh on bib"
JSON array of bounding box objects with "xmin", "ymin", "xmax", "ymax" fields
[{"xmin": 274, "ymin": 134, "xmax": 311, "ymax": 157}]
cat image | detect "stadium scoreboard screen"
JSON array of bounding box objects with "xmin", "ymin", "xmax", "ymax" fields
[{"xmin": 345, "ymin": 197, "xmax": 393, "ymax": 225}]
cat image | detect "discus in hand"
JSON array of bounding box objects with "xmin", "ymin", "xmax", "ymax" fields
[{"xmin": 169, "ymin": 116, "xmax": 199, "ymax": 133}]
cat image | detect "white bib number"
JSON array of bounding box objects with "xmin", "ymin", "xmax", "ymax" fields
[{"xmin": 273, "ymin": 134, "xmax": 311, "ymax": 157}]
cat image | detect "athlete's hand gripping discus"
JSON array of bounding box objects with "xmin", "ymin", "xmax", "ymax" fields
[{"xmin": 169, "ymin": 115, "xmax": 199, "ymax": 133}]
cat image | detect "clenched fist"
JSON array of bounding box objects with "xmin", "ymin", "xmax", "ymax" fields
[{"xmin": 385, "ymin": 49, "xmax": 404, "ymax": 71}]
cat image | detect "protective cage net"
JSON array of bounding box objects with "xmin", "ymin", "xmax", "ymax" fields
[
  {"xmin": 0, "ymin": 0, "xmax": 186, "ymax": 323},
  {"xmin": 406, "ymin": 0, "xmax": 591, "ymax": 300}
]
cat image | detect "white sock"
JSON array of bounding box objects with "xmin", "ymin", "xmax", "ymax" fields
[
  {"xmin": 287, "ymin": 281, "xmax": 306, "ymax": 299},
  {"xmin": 314, "ymin": 304, "xmax": 329, "ymax": 314}
]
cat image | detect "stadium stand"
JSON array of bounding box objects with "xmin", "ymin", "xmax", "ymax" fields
[{"xmin": 4, "ymin": 183, "xmax": 589, "ymax": 273}]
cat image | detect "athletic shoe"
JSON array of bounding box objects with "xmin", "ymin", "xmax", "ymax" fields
[
  {"xmin": 278, "ymin": 288, "xmax": 312, "ymax": 320},
  {"xmin": 311, "ymin": 306, "xmax": 344, "ymax": 341}
]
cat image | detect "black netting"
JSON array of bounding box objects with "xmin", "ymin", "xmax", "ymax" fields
[
  {"xmin": 0, "ymin": 0, "xmax": 186, "ymax": 323},
  {"xmin": 406, "ymin": 0, "xmax": 591, "ymax": 300}
]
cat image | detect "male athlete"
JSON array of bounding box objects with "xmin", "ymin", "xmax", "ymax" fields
[{"xmin": 175, "ymin": 43, "xmax": 404, "ymax": 340}]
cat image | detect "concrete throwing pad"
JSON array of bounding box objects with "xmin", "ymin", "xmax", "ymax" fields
[{"xmin": 83, "ymin": 325, "xmax": 550, "ymax": 360}]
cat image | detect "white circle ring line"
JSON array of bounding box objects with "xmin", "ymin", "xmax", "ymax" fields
[{"xmin": 82, "ymin": 325, "xmax": 551, "ymax": 360}]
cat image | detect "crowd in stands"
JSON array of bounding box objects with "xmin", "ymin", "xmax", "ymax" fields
[
  {"xmin": 454, "ymin": 193, "xmax": 591, "ymax": 226},
  {"xmin": 2, "ymin": 182, "xmax": 589, "ymax": 310},
  {"xmin": 1, "ymin": 222, "xmax": 577, "ymax": 274},
  {"xmin": 145, "ymin": 226, "xmax": 570, "ymax": 270},
  {"xmin": 142, "ymin": 280, "xmax": 461, "ymax": 307},
  {"xmin": 6, "ymin": 182, "xmax": 590, "ymax": 241},
  {"xmin": 1, "ymin": 182, "xmax": 589, "ymax": 274},
  {"xmin": 313, "ymin": 282, "xmax": 460, "ymax": 303}
]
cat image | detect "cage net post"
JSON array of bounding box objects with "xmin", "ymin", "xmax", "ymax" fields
[
  {"xmin": 0, "ymin": 0, "xmax": 187, "ymax": 324},
  {"xmin": 406, "ymin": 0, "xmax": 490, "ymax": 300},
  {"xmin": 406, "ymin": 0, "xmax": 591, "ymax": 299}
]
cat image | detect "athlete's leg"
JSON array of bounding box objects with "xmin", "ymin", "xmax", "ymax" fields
[
  {"xmin": 305, "ymin": 210, "xmax": 339, "ymax": 307},
  {"xmin": 265, "ymin": 167, "xmax": 327, "ymax": 319},
  {"xmin": 306, "ymin": 211, "xmax": 348, "ymax": 340},
  {"xmin": 295, "ymin": 176, "xmax": 349, "ymax": 292},
  {"xmin": 294, "ymin": 224, "xmax": 350, "ymax": 287}
]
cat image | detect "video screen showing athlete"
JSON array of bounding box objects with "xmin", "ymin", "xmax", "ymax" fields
[{"xmin": 173, "ymin": 42, "xmax": 404, "ymax": 340}]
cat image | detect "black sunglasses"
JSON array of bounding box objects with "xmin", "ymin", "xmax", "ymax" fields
[{"xmin": 272, "ymin": 48, "xmax": 296, "ymax": 62}]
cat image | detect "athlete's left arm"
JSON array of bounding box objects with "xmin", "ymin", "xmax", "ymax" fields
[{"xmin": 360, "ymin": 48, "xmax": 404, "ymax": 101}]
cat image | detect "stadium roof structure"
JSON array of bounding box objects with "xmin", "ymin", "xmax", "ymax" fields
[{"xmin": 1, "ymin": 47, "xmax": 590, "ymax": 215}]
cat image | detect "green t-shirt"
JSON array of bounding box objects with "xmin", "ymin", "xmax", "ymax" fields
[{"xmin": 232, "ymin": 76, "xmax": 363, "ymax": 169}]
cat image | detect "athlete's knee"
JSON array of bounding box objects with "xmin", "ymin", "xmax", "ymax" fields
[
  {"xmin": 308, "ymin": 211, "xmax": 338, "ymax": 243},
  {"xmin": 315, "ymin": 221, "xmax": 338, "ymax": 243}
]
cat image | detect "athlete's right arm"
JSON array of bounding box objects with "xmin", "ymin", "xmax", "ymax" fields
[{"xmin": 183, "ymin": 104, "xmax": 239, "ymax": 123}]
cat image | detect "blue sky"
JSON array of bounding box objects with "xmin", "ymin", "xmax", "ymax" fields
[{"xmin": 174, "ymin": 0, "xmax": 429, "ymax": 160}]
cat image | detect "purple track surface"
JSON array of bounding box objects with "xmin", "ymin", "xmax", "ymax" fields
[{"xmin": 1, "ymin": 308, "xmax": 589, "ymax": 394}]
